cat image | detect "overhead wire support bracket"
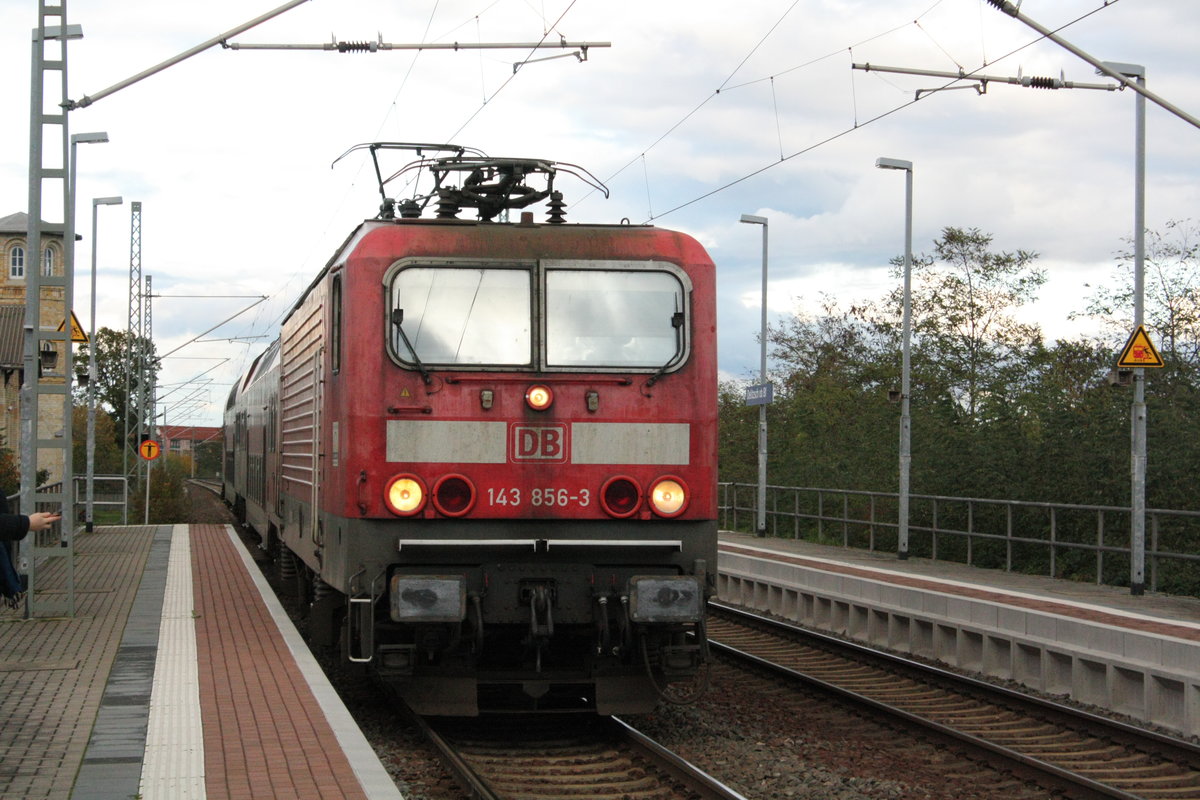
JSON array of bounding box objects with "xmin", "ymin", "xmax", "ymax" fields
[
  {"xmin": 514, "ymin": 50, "xmax": 585, "ymax": 74},
  {"xmin": 983, "ymin": 0, "xmax": 1200, "ymax": 131},
  {"xmin": 852, "ymin": 62, "xmax": 1119, "ymax": 99},
  {"xmin": 222, "ymin": 35, "xmax": 610, "ymax": 55},
  {"xmin": 67, "ymin": 0, "xmax": 312, "ymax": 109}
]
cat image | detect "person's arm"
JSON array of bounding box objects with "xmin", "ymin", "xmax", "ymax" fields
[
  {"xmin": 28, "ymin": 511, "xmax": 61, "ymax": 531},
  {"xmin": 0, "ymin": 511, "xmax": 61, "ymax": 541}
]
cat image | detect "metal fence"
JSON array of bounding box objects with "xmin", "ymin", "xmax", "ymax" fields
[
  {"xmin": 718, "ymin": 482, "xmax": 1200, "ymax": 595},
  {"xmin": 72, "ymin": 475, "xmax": 130, "ymax": 526}
]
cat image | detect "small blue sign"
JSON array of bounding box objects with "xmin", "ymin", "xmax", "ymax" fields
[{"xmin": 745, "ymin": 383, "xmax": 773, "ymax": 406}]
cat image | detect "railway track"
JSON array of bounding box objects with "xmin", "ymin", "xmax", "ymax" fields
[
  {"xmin": 708, "ymin": 602, "xmax": 1200, "ymax": 799},
  {"xmin": 407, "ymin": 711, "xmax": 747, "ymax": 800}
]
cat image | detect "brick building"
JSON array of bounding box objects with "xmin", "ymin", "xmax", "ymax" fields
[
  {"xmin": 0, "ymin": 211, "xmax": 68, "ymax": 484},
  {"xmin": 157, "ymin": 425, "xmax": 222, "ymax": 479}
]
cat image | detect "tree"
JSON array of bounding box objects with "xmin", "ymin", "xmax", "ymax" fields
[
  {"xmin": 71, "ymin": 405, "xmax": 124, "ymax": 476},
  {"xmin": 896, "ymin": 226, "xmax": 1045, "ymax": 426},
  {"xmin": 194, "ymin": 439, "xmax": 223, "ymax": 480},
  {"xmin": 1078, "ymin": 219, "xmax": 1200, "ymax": 369},
  {"xmin": 74, "ymin": 327, "xmax": 159, "ymax": 454},
  {"xmin": 767, "ymin": 296, "xmax": 896, "ymax": 491}
]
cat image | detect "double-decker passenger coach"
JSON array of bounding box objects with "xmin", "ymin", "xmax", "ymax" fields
[{"xmin": 225, "ymin": 145, "xmax": 718, "ymax": 714}]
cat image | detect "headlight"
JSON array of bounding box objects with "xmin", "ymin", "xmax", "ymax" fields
[
  {"xmin": 389, "ymin": 575, "xmax": 466, "ymax": 622},
  {"xmin": 628, "ymin": 575, "xmax": 703, "ymax": 622},
  {"xmin": 384, "ymin": 474, "xmax": 426, "ymax": 516},
  {"xmin": 525, "ymin": 384, "xmax": 554, "ymax": 411},
  {"xmin": 649, "ymin": 476, "xmax": 688, "ymax": 517}
]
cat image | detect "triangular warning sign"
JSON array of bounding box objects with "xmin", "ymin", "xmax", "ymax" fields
[
  {"xmin": 1117, "ymin": 324, "xmax": 1164, "ymax": 368},
  {"xmin": 56, "ymin": 311, "xmax": 88, "ymax": 344}
]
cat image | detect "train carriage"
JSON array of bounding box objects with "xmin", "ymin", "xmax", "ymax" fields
[{"xmin": 226, "ymin": 146, "xmax": 718, "ymax": 714}]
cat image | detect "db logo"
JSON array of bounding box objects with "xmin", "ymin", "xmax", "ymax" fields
[{"xmin": 510, "ymin": 424, "xmax": 568, "ymax": 462}]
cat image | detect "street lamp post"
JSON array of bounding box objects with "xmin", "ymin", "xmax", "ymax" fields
[
  {"xmin": 68, "ymin": 133, "xmax": 109, "ymax": 291},
  {"xmin": 1102, "ymin": 61, "xmax": 1148, "ymax": 595},
  {"xmin": 876, "ymin": 157, "xmax": 914, "ymax": 560},
  {"xmin": 740, "ymin": 214, "xmax": 769, "ymax": 537},
  {"xmin": 86, "ymin": 196, "xmax": 123, "ymax": 532},
  {"xmin": 69, "ymin": 132, "xmax": 110, "ymax": 535}
]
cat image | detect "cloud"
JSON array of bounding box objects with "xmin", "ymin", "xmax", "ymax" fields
[{"xmin": 2, "ymin": 0, "xmax": 1197, "ymax": 424}]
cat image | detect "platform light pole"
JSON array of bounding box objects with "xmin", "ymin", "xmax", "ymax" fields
[
  {"xmin": 69, "ymin": 132, "xmax": 109, "ymax": 532},
  {"xmin": 876, "ymin": 158, "xmax": 913, "ymax": 560},
  {"xmin": 740, "ymin": 214, "xmax": 769, "ymax": 537},
  {"xmin": 68, "ymin": 132, "xmax": 109, "ymax": 295},
  {"xmin": 1102, "ymin": 61, "xmax": 1148, "ymax": 596},
  {"xmin": 86, "ymin": 196, "xmax": 123, "ymax": 533}
]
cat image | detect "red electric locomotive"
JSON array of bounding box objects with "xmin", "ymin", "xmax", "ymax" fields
[{"xmin": 224, "ymin": 145, "xmax": 718, "ymax": 714}]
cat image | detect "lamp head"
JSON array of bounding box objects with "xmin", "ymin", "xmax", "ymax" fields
[
  {"xmin": 72, "ymin": 131, "xmax": 109, "ymax": 145},
  {"xmin": 93, "ymin": 196, "xmax": 123, "ymax": 207},
  {"xmin": 740, "ymin": 214, "xmax": 767, "ymax": 225},
  {"xmin": 875, "ymin": 157, "xmax": 913, "ymax": 171}
]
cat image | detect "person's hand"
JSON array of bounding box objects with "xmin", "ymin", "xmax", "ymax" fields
[{"xmin": 27, "ymin": 512, "xmax": 62, "ymax": 531}]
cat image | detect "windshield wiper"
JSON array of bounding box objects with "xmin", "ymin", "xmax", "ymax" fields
[
  {"xmin": 645, "ymin": 310, "xmax": 685, "ymax": 388},
  {"xmin": 391, "ymin": 308, "xmax": 432, "ymax": 385}
]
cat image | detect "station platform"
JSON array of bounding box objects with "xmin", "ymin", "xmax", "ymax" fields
[
  {"xmin": 0, "ymin": 524, "xmax": 403, "ymax": 800},
  {"xmin": 717, "ymin": 531, "xmax": 1200, "ymax": 737}
]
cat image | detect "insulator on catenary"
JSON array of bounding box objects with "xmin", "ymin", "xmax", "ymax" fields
[
  {"xmin": 1024, "ymin": 75, "xmax": 1061, "ymax": 89},
  {"xmin": 336, "ymin": 40, "xmax": 375, "ymax": 53}
]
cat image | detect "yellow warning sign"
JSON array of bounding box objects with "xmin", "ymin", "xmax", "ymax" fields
[
  {"xmin": 1117, "ymin": 325, "xmax": 1164, "ymax": 368},
  {"xmin": 57, "ymin": 311, "xmax": 88, "ymax": 344},
  {"xmin": 139, "ymin": 439, "xmax": 161, "ymax": 461}
]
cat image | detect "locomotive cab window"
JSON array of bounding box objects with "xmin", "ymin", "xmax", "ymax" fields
[
  {"xmin": 386, "ymin": 259, "xmax": 689, "ymax": 372},
  {"xmin": 389, "ymin": 265, "xmax": 532, "ymax": 367},
  {"xmin": 545, "ymin": 268, "xmax": 685, "ymax": 368}
]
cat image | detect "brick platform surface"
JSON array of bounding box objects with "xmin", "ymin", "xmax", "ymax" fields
[
  {"xmin": 1, "ymin": 524, "xmax": 397, "ymax": 799},
  {"xmin": 190, "ymin": 524, "xmax": 371, "ymax": 800},
  {"xmin": 0, "ymin": 526, "xmax": 162, "ymax": 800}
]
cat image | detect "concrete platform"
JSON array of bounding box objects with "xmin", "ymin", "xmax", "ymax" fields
[
  {"xmin": 0, "ymin": 524, "xmax": 403, "ymax": 800},
  {"xmin": 717, "ymin": 531, "xmax": 1200, "ymax": 738}
]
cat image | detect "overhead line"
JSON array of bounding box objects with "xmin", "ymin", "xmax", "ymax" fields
[{"xmin": 639, "ymin": 1, "xmax": 1124, "ymax": 223}]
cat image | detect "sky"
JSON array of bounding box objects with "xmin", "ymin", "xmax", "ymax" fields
[{"xmin": 1, "ymin": 0, "xmax": 1197, "ymax": 427}]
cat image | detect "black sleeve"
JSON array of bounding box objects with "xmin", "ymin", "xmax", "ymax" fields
[
  {"xmin": 0, "ymin": 495, "xmax": 30, "ymax": 541},
  {"xmin": 0, "ymin": 514, "xmax": 30, "ymax": 541}
]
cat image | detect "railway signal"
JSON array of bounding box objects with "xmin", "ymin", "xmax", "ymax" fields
[{"xmin": 139, "ymin": 439, "xmax": 161, "ymax": 461}]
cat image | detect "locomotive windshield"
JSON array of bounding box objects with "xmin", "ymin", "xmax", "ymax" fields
[
  {"xmin": 390, "ymin": 266, "xmax": 533, "ymax": 366},
  {"xmin": 544, "ymin": 269, "xmax": 682, "ymax": 367},
  {"xmin": 388, "ymin": 260, "xmax": 688, "ymax": 371}
]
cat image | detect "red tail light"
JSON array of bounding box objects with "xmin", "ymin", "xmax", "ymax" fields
[
  {"xmin": 433, "ymin": 474, "xmax": 476, "ymax": 517},
  {"xmin": 600, "ymin": 476, "xmax": 641, "ymax": 518}
]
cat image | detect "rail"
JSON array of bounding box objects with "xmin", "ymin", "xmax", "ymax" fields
[{"xmin": 718, "ymin": 482, "xmax": 1200, "ymax": 595}]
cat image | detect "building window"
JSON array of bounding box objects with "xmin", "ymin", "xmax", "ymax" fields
[
  {"xmin": 43, "ymin": 247, "xmax": 54, "ymax": 276},
  {"xmin": 9, "ymin": 246, "xmax": 25, "ymax": 279}
]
